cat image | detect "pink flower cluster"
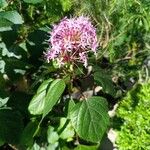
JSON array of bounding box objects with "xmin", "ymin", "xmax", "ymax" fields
[{"xmin": 45, "ymin": 16, "xmax": 98, "ymax": 67}]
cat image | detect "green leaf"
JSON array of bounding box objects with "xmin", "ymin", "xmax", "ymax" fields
[
  {"xmin": 21, "ymin": 121, "xmax": 39, "ymax": 146},
  {"xmin": 0, "ymin": 90, "xmax": 9, "ymax": 108},
  {"xmin": 0, "ymin": 109, "xmax": 23, "ymax": 144},
  {"xmin": 0, "ymin": 11, "xmax": 24, "ymax": 24},
  {"xmin": 42, "ymin": 79, "xmax": 66, "ymax": 118},
  {"xmin": 29, "ymin": 142, "xmax": 40, "ymax": 150},
  {"xmin": 0, "ymin": 39, "xmax": 14, "ymax": 57},
  {"xmin": 74, "ymin": 144, "xmax": 98, "ymax": 150},
  {"xmin": 47, "ymin": 126, "xmax": 59, "ymax": 144},
  {"xmin": 57, "ymin": 118, "xmax": 75, "ymax": 141},
  {"xmin": 47, "ymin": 143, "xmax": 59, "ymax": 150},
  {"xmin": 0, "ymin": 11, "xmax": 24, "ymax": 31},
  {"xmin": 0, "ymin": 139, "xmax": 4, "ymax": 146},
  {"xmin": 28, "ymin": 79, "xmax": 53, "ymax": 115},
  {"xmin": 114, "ymin": 34, "xmax": 126, "ymax": 46},
  {"xmin": 23, "ymin": 0, "xmax": 43, "ymax": 4},
  {"xmin": 60, "ymin": 0, "xmax": 72, "ymax": 12},
  {"xmin": 69, "ymin": 96, "xmax": 109, "ymax": 143},
  {"xmin": 93, "ymin": 67, "xmax": 116, "ymax": 96},
  {"xmin": 68, "ymin": 99, "xmax": 75, "ymax": 115},
  {"xmin": 0, "ymin": 0, "xmax": 8, "ymax": 9},
  {"xmin": 0, "ymin": 59, "xmax": 5, "ymax": 73},
  {"xmin": 0, "ymin": 17, "xmax": 20, "ymax": 32}
]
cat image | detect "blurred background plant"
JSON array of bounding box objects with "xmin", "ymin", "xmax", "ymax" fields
[
  {"xmin": 0, "ymin": 0, "xmax": 150, "ymax": 149},
  {"xmin": 114, "ymin": 78, "xmax": 150, "ymax": 150},
  {"xmin": 73, "ymin": 0, "xmax": 150, "ymax": 88}
]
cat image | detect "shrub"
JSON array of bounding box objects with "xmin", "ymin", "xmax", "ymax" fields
[{"xmin": 115, "ymin": 80, "xmax": 150, "ymax": 150}]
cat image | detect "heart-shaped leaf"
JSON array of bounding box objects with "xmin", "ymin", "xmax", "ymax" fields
[{"xmin": 69, "ymin": 96, "xmax": 109, "ymax": 143}]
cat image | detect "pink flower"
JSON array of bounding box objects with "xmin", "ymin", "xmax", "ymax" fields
[
  {"xmin": 45, "ymin": 16, "xmax": 98, "ymax": 67},
  {"xmin": 79, "ymin": 52, "xmax": 87, "ymax": 67}
]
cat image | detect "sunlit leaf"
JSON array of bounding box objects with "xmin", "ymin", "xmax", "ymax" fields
[
  {"xmin": 60, "ymin": 0, "xmax": 72, "ymax": 12},
  {"xmin": 69, "ymin": 96, "xmax": 109, "ymax": 143},
  {"xmin": 57, "ymin": 118, "xmax": 75, "ymax": 141},
  {"xmin": 0, "ymin": 11, "xmax": 23, "ymax": 31},
  {"xmin": 0, "ymin": 0, "xmax": 8, "ymax": 9},
  {"xmin": 74, "ymin": 144, "xmax": 97, "ymax": 150},
  {"xmin": 0, "ymin": 89, "xmax": 9, "ymax": 108},
  {"xmin": 28, "ymin": 79, "xmax": 53, "ymax": 115},
  {"xmin": 0, "ymin": 59, "xmax": 5, "ymax": 73},
  {"xmin": 42, "ymin": 79, "xmax": 66, "ymax": 118},
  {"xmin": 0, "ymin": 11, "xmax": 24, "ymax": 24},
  {"xmin": 47, "ymin": 126, "xmax": 59, "ymax": 144}
]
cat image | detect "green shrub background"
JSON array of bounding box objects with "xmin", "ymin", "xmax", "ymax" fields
[{"xmin": 115, "ymin": 81, "xmax": 150, "ymax": 150}]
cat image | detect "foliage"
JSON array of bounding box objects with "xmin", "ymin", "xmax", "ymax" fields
[
  {"xmin": 73, "ymin": 0, "xmax": 150, "ymax": 82},
  {"xmin": 0, "ymin": 0, "xmax": 111, "ymax": 149},
  {"xmin": 69, "ymin": 96, "xmax": 109, "ymax": 143},
  {"xmin": 115, "ymin": 80, "xmax": 150, "ymax": 150},
  {"xmin": 0, "ymin": 0, "xmax": 149, "ymax": 149}
]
